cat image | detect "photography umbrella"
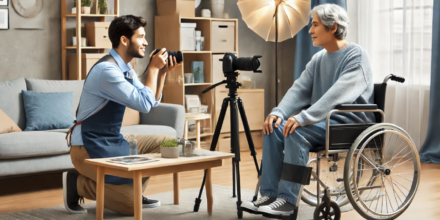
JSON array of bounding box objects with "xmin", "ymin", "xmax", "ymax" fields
[{"xmin": 237, "ymin": 0, "xmax": 310, "ymax": 104}]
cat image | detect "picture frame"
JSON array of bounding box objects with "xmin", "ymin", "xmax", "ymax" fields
[
  {"xmin": 0, "ymin": 9, "xmax": 8, "ymax": 30},
  {"xmin": 0, "ymin": 0, "xmax": 8, "ymax": 6}
]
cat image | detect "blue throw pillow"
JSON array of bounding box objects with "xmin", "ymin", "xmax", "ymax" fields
[{"xmin": 22, "ymin": 90, "xmax": 74, "ymax": 131}]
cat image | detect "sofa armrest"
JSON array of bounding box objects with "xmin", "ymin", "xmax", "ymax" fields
[{"xmin": 139, "ymin": 103, "xmax": 185, "ymax": 138}]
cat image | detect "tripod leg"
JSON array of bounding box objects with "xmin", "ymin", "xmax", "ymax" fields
[
  {"xmin": 235, "ymin": 159, "xmax": 243, "ymax": 219},
  {"xmin": 230, "ymin": 98, "xmax": 243, "ymax": 218},
  {"xmin": 233, "ymin": 159, "xmax": 236, "ymax": 197},
  {"xmin": 237, "ymin": 98, "xmax": 260, "ymax": 173},
  {"xmin": 193, "ymin": 98, "xmax": 229, "ymax": 212}
]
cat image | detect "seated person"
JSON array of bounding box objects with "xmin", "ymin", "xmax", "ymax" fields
[
  {"xmin": 63, "ymin": 15, "xmax": 181, "ymax": 215},
  {"xmin": 242, "ymin": 4, "xmax": 375, "ymax": 215}
]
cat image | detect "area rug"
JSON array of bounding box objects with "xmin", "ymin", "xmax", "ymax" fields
[{"xmin": 0, "ymin": 185, "xmax": 351, "ymax": 220}]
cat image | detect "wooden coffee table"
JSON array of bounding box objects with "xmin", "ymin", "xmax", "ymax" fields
[{"xmin": 85, "ymin": 150, "xmax": 234, "ymax": 220}]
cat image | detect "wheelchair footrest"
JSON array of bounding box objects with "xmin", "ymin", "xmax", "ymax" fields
[{"xmin": 242, "ymin": 207, "xmax": 299, "ymax": 220}]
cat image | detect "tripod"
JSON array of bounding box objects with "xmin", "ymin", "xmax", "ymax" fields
[{"xmin": 192, "ymin": 71, "xmax": 261, "ymax": 219}]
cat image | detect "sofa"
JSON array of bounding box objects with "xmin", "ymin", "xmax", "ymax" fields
[{"xmin": 0, "ymin": 78, "xmax": 185, "ymax": 179}]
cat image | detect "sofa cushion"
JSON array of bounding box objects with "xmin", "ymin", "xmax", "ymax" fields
[
  {"xmin": 25, "ymin": 78, "xmax": 84, "ymax": 120},
  {"xmin": 120, "ymin": 125, "xmax": 177, "ymax": 137},
  {"xmin": 122, "ymin": 107, "xmax": 140, "ymax": 126},
  {"xmin": 0, "ymin": 78, "xmax": 27, "ymax": 130},
  {"xmin": 22, "ymin": 91, "xmax": 74, "ymax": 131},
  {"xmin": 0, "ymin": 109, "xmax": 22, "ymax": 134},
  {"xmin": 0, "ymin": 131, "xmax": 70, "ymax": 159}
]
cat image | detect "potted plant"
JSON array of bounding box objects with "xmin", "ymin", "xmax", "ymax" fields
[
  {"xmin": 98, "ymin": 0, "xmax": 108, "ymax": 15},
  {"xmin": 160, "ymin": 138, "xmax": 180, "ymax": 158},
  {"xmin": 72, "ymin": 0, "xmax": 77, "ymax": 14},
  {"xmin": 82, "ymin": 0, "xmax": 92, "ymax": 14}
]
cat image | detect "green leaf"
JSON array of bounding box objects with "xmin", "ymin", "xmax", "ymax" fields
[{"xmin": 160, "ymin": 138, "xmax": 178, "ymax": 147}]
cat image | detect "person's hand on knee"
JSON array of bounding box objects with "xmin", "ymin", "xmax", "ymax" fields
[
  {"xmin": 283, "ymin": 117, "xmax": 300, "ymax": 137},
  {"xmin": 263, "ymin": 115, "xmax": 282, "ymax": 135}
]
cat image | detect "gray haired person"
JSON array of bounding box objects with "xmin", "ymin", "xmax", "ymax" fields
[{"xmin": 242, "ymin": 4, "xmax": 375, "ymax": 215}]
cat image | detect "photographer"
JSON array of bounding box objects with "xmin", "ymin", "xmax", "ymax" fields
[
  {"xmin": 63, "ymin": 15, "xmax": 180, "ymax": 215},
  {"xmin": 242, "ymin": 4, "xmax": 376, "ymax": 215}
]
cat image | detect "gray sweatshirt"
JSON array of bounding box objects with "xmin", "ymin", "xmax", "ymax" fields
[{"xmin": 270, "ymin": 43, "xmax": 376, "ymax": 126}]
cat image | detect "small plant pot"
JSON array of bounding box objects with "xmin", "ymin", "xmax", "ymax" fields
[
  {"xmin": 83, "ymin": 6, "xmax": 91, "ymax": 14},
  {"xmin": 72, "ymin": 36, "xmax": 77, "ymax": 46},
  {"xmin": 160, "ymin": 147, "xmax": 179, "ymax": 158}
]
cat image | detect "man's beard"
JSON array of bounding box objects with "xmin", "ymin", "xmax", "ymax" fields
[{"xmin": 127, "ymin": 42, "xmax": 144, "ymax": 59}]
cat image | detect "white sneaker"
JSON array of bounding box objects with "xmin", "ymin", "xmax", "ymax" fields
[
  {"xmin": 258, "ymin": 198, "xmax": 296, "ymax": 215},
  {"xmin": 241, "ymin": 196, "xmax": 276, "ymax": 212}
]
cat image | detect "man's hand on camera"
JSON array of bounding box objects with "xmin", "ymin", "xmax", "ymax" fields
[
  {"xmin": 263, "ymin": 115, "xmax": 282, "ymax": 135},
  {"xmin": 159, "ymin": 55, "xmax": 180, "ymax": 75},
  {"xmin": 283, "ymin": 117, "xmax": 300, "ymax": 137},
  {"xmin": 150, "ymin": 48, "xmax": 168, "ymax": 70}
]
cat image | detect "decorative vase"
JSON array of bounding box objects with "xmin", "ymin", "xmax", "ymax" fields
[
  {"xmin": 211, "ymin": 0, "xmax": 224, "ymax": 18},
  {"xmin": 160, "ymin": 147, "xmax": 179, "ymax": 158},
  {"xmin": 72, "ymin": 36, "xmax": 77, "ymax": 46}
]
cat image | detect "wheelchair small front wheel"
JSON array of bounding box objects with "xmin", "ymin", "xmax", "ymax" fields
[
  {"xmin": 344, "ymin": 123, "xmax": 421, "ymax": 220},
  {"xmin": 313, "ymin": 200, "xmax": 341, "ymax": 220}
]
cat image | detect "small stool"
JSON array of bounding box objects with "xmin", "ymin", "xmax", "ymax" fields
[{"xmin": 184, "ymin": 113, "xmax": 211, "ymax": 149}]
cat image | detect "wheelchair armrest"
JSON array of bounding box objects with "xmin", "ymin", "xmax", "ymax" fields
[{"xmin": 335, "ymin": 104, "xmax": 378, "ymax": 110}]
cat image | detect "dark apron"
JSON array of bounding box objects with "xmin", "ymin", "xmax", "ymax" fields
[{"xmin": 67, "ymin": 54, "xmax": 133, "ymax": 185}]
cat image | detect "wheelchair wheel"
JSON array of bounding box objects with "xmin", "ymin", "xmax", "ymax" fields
[
  {"xmin": 301, "ymin": 153, "xmax": 350, "ymax": 207},
  {"xmin": 344, "ymin": 123, "xmax": 421, "ymax": 220},
  {"xmin": 313, "ymin": 200, "xmax": 341, "ymax": 220}
]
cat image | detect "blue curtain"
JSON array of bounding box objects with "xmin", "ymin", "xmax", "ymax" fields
[
  {"xmin": 293, "ymin": 0, "xmax": 347, "ymax": 80},
  {"xmin": 419, "ymin": 1, "xmax": 440, "ymax": 163}
]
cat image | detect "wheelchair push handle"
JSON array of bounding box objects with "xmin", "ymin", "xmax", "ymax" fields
[
  {"xmin": 384, "ymin": 74, "xmax": 405, "ymax": 83},
  {"xmin": 390, "ymin": 74, "xmax": 405, "ymax": 83}
]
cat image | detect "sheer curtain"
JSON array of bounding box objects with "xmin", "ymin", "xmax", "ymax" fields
[{"xmin": 348, "ymin": 0, "xmax": 433, "ymax": 150}]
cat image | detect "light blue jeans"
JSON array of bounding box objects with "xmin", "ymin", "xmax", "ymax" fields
[{"xmin": 259, "ymin": 120, "xmax": 340, "ymax": 205}]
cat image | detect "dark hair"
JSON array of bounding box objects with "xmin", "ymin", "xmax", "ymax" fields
[{"xmin": 108, "ymin": 15, "xmax": 147, "ymax": 48}]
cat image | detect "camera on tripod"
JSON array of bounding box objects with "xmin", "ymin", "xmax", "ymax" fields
[{"xmin": 221, "ymin": 53, "xmax": 262, "ymax": 74}]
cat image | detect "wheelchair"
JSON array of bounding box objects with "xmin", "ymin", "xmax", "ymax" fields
[{"xmin": 245, "ymin": 74, "xmax": 421, "ymax": 220}]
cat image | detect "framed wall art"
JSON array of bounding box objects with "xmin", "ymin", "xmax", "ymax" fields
[
  {"xmin": 0, "ymin": 9, "xmax": 9, "ymax": 30},
  {"xmin": 0, "ymin": 0, "xmax": 8, "ymax": 6}
]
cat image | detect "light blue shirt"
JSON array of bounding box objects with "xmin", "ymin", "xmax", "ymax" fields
[{"xmin": 71, "ymin": 49, "xmax": 161, "ymax": 146}]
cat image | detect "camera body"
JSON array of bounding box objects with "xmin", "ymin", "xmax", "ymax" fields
[
  {"xmin": 152, "ymin": 48, "xmax": 183, "ymax": 65},
  {"xmin": 222, "ymin": 53, "xmax": 262, "ymax": 74}
]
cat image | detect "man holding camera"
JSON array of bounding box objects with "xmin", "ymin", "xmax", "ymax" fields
[
  {"xmin": 242, "ymin": 4, "xmax": 376, "ymax": 215},
  {"xmin": 63, "ymin": 15, "xmax": 181, "ymax": 215}
]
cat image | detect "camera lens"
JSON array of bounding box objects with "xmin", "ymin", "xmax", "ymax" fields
[
  {"xmin": 233, "ymin": 57, "xmax": 260, "ymax": 72},
  {"xmin": 153, "ymin": 48, "xmax": 183, "ymax": 65}
]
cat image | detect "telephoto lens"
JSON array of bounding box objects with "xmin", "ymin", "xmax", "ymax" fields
[{"xmin": 153, "ymin": 48, "xmax": 183, "ymax": 65}]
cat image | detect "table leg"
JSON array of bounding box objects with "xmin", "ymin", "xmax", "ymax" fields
[
  {"xmin": 205, "ymin": 168, "xmax": 213, "ymax": 216},
  {"xmin": 96, "ymin": 166, "xmax": 105, "ymax": 220},
  {"xmin": 173, "ymin": 173, "xmax": 180, "ymax": 205},
  {"xmin": 184, "ymin": 120, "xmax": 188, "ymax": 140},
  {"xmin": 133, "ymin": 171, "xmax": 142, "ymax": 220},
  {"xmin": 196, "ymin": 120, "xmax": 201, "ymax": 149}
]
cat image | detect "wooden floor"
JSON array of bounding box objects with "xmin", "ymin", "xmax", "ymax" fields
[{"xmin": 0, "ymin": 148, "xmax": 439, "ymax": 220}]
